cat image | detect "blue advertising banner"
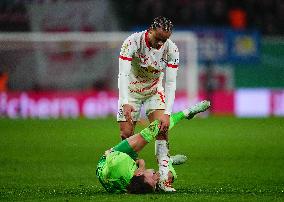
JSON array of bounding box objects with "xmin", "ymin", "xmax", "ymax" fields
[
  {"xmin": 190, "ymin": 27, "xmax": 260, "ymax": 64},
  {"xmin": 192, "ymin": 28, "xmax": 229, "ymax": 63},
  {"xmin": 132, "ymin": 26, "xmax": 261, "ymax": 64},
  {"xmin": 228, "ymin": 30, "xmax": 260, "ymax": 63}
]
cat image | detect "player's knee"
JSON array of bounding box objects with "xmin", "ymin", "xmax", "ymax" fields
[
  {"xmin": 119, "ymin": 122, "xmax": 135, "ymax": 140},
  {"xmin": 156, "ymin": 133, "xmax": 168, "ymax": 140},
  {"xmin": 120, "ymin": 128, "xmax": 134, "ymax": 140}
]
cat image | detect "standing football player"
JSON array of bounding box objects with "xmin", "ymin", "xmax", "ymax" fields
[{"xmin": 117, "ymin": 16, "xmax": 186, "ymax": 191}]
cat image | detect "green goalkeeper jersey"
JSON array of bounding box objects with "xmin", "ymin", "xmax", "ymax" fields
[{"xmin": 96, "ymin": 140, "xmax": 138, "ymax": 193}]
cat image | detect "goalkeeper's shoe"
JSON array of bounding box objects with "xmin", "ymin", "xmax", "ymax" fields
[
  {"xmin": 158, "ymin": 180, "xmax": 176, "ymax": 192},
  {"xmin": 170, "ymin": 154, "xmax": 188, "ymax": 165},
  {"xmin": 183, "ymin": 100, "xmax": 211, "ymax": 119}
]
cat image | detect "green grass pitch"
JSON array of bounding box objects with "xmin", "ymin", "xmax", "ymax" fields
[{"xmin": 0, "ymin": 116, "xmax": 283, "ymax": 201}]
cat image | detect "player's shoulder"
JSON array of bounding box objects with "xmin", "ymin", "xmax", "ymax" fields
[
  {"xmin": 167, "ymin": 39, "xmax": 179, "ymax": 52},
  {"xmin": 126, "ymin": 30, "xmax": 145, "ymax": 41}
]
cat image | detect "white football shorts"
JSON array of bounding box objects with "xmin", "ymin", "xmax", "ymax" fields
[{"xmin": 117, "ymin": 91, "xmax": 165, "ymax": 122}]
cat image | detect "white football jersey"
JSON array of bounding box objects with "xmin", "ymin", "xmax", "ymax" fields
[{"xmin": 119, "ymin": 30, "xmax": 179, "ymax": 114}]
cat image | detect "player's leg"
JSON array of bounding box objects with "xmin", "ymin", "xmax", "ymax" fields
[
  {"xmin": 117, "ymin": 98, "xmax": 142, "ymax": 140},
  {"xmin": 140, "ymin": 100, "xmax": 211, "ymax": 143},
  {"xmin": 169, "ymin": 100, "xmax": 211, "ymax": 127},
  {"xmin": 121, "ymin": 109, "xmax": 191, "ymax": 159},
  {"xmin": 148, "ymin": 109, "xmax": 187, "ymax": 191},
  {"xmin": 142, "ymin": 100, "xmax": 210, "ymax": 191},
  {"xmin": 114, "ymin": 100, "xmax": 211, "ymax": 157},
  {"xmin": 145, "ymin": 93, "xmax": 176, "ymax": 174},
  {"xmin": 183, "ymin": 100, "xmax": 211, "ymax": 120},
  {"xmin": 144, "ymin": 94, "xmax": 179, "ymax": 190},
  {"xmin": 150, "ymin": 110, "xmax": 188, "ymax": 164},
  {"xmin": 119, "ymin": 121, "xmax": 137, "ymax": 140},
  {"xmin": 135, "ymin": 101, "xmax": 210, "ymax": 142},
  {"xmin": 145, "ymin": 93, "xmax": 187, "ymax": 165},
  {"xmin": 145, "ymin": 93, "xmax": 185, "ymax": 163},
  {"xmin": 113, "ymin": 119, "xmax": 160, "ymax": 157},
  {"xmin": 147, "ymin": 109, "xmax": 175, "ymax": 191}
]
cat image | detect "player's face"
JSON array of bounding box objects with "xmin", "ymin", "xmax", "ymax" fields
[
  {"xmin": 143, "ymin": 169, "xmax": 160, "ymax": 189},
  {"xmin": 149, "ymin": 28, "xmax": 171, "ymax": 49}
]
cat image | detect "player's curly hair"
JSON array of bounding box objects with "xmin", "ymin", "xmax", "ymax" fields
[
  {"xmin": 127, "ymin": 175, "xmax": 155, "ymax": 194},
  {"xmin": 149, "ymin": 16, "xmax": 173, "ymax": 32}
]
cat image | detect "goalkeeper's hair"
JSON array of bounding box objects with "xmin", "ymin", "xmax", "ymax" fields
[
  {"xmin": 149, "ymin": 16, "xmax": 173, "ymax": 32},
  {"xmin": 127, "ymin": 175, "xmax": 155, "ymax": 194}
]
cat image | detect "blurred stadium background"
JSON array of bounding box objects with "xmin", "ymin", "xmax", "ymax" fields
[
  {"xmin": 0, "ymin": 0, "xmax": 283, "ymax": 118},
  {"xmin": 0, "ymin": 0, "xmax": 283, "ymax": 201}
]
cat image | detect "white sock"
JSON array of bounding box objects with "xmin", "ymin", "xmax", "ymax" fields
[{"xmin": 155, "ymin": 140, "xmax": 170, "ymax": 181}]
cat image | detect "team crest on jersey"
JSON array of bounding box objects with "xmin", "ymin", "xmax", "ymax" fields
[{"xmin": 121, "ymin": 43, "xmax": 130, "ymax": 55}]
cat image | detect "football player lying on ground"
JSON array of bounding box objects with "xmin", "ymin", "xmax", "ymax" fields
[{"xmin": 96, "ymin": 100, "xmax": 210, "ymax": 194}]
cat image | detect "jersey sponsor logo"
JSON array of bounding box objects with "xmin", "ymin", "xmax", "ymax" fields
[
  {"xmin": 129, "ymin": 89, "xmax": 158, "ymax": 97},
  {"xmin": 129, "ymin": 79, "xmax": 148, "ymax": 85},
  {"xmin": 129, "ymin": 78, "xmax": 159, "ymax": 93}
]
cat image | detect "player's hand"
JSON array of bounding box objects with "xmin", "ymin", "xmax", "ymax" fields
[
  {"xmin": 136, "ymin": 159, "xmax": 145, "ymax": 169},
  {"xmin": 159, "ymin": 114, "xmax": 170, "ymax": 133},
  {"xmin": 123, "ymin": 104, "xmax": 135, "ymax": 124}
]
